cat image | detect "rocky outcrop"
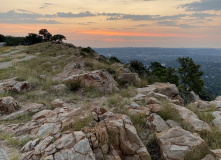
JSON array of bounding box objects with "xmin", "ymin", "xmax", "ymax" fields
[
  {"xmin": 147, "ymin": 113, "xmax": 170, "ymax": 132},
  {"xmin": 0, "ymin": 96, "xmax": 20, "ymax": 113},
  {"xmin": 0, "ymin": 103, "xmax": 45, "ymax": 122},
  {"xmin": 3, "ymin": 103, "xmax": 97, "ymax": 136},
  {"xmin": 83, "ymin": 108, "xmax": 151, "ymax": 160},
  {"xmin": 54, "ymin": 70, "xmax": 119, "ymax": 94},
  {"xmin": 153, "ymin": 83, "xmax": 183, "ymax": 106},
  {"xmin": 21, "ymin": 131, "xmax": 95, "ymax": 160},
  {"xmin": 50, "ymin": 84, "xmax": 67, "ymax": 92},
  {"xmin": 50, "ymin": 99, "xmax": 65, "ymax": 109},
  {"xmin": 117, "ymin": 67, "xmax": 131, "ymax": 73},
  {"xmin": 18, "ymin": 106, "xmax": 151, "ymax": 160},
  {"xmin": 156, "ymin": 126, "xmax": 206, "ymax": 160},
  {"xmin": 0, "ymin": 78, "xmax": 31, "ymax": 93},
  {"xmin": 190, "ymin": 100, "xmax": 221, "ymax": 111},
  {"xmin": 136, "ymin": 82, "xmax": 183, "ymax": 106}
]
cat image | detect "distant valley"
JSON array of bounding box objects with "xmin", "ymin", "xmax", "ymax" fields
[{"xmin": 94, "ymin": 47, "xmax": 221, "ymax": 96}]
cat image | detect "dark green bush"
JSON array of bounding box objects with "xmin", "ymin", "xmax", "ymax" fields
[
  {"xmin": 65, "ymin": 81, "xmax": 80, "ymax": 91},
  {"xmin": 109, "ymin": 56, "xmax": 121, "ymax": 63}
]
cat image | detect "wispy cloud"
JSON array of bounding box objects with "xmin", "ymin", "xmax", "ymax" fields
[
  {"xmin": 0, "ymin": 10, "xmax": 59, "ymax": 24},
  {"xmin": 158, "ymin": 21, "xmax": 197, "ymax": 28},
  {"xmin": 0, "ymin": 10, "xmax": 217, "ymax": 26},
  {"xmin": 57, "ymin": 11, "xmax": 95, "ymax": 17},
  {"xmin": 181, "ymin": 0, "xmax": 221, "ymax": 11},
  {"xmin": 40, "ymin": 3, "xmax": 53, "ymax": 9},
  {"xmin": 135, "ymin": 24, "xmax": 149, "ymax": 27}
]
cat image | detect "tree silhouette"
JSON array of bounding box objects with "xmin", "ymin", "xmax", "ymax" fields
[
  {"xmin": 52, "ymin": 34, "xmax": 66, "ymax": 41},
  {"xmin": 0, "ymin": 34, "xmax": 5, "ymax": 42},
  {"xmin": 25, "ymin": 33, "xmax": 42, "ymax": 45},
  {"xmin": 39, "ymin": 29, "xmax": 52, "ymax": 41}
]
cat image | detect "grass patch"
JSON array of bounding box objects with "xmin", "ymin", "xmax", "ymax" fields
[
  {"xmin": 104, "ymin": 94, "xmax": 130, "ymax": 114},
  {"xmin": 0, "ymin": 92, "xmax": 11, "ymax": 97},
  {"xmin": 10, "ymin": 153, "xmax": 19, "ymax": 160},
  {"xmin": 120, "ymin": 86, "xmax": 136, "ymax": 98},
  {"xmin": 135, "ymin": 77, "xmax": 148, "ymax": 88},
  {"xmin": 108, "ymin": 131, "xmax": 118, "ymax": 145},
  {"xmin": 158, "ymin": 100, "xmax": 181, "ymax": 121},
  {"xmin": 0, "ymin": 46, "xmax": 12, "ymax": 54},
  {"xmin": 200, "ymin": 127, "xmax": 221, "ymax": 149},
  {"xmin": 0, "ymin": 112, "xmax": 36, "ymax": 125},
  {"xmin": 67, "ymin": 114, "xmax": 94, "ymax": 131},
  {"xmin": 0, "ymin": 57, "xmax": 12, "ymax": 63},
  {"xmin": 84, "ymin": 87, "xmax": 102, "ymax": 98},
  {"xmin": 0, "ymin": 131, "xmax": 19, "ymax": 147},
  {"xmin": 0, "ymin": 130, "xmax": 36, "ymax": 148},
  {"xmin": 106, "ymin": 94, "xmax": 128, "ymax": 108},
  {"xmin": 129, "ymin": 113, "xmax": 147, "ymax": 135},
  {"xmin": 187, "ymin": 104, "xmax": 216, "ymax": 124},
  {"xmin": 0, "ymin": 67, "xmax": 15, "ymax": 80},
  {"xmin": 184, "ymin": 146, "xmax": 210, "ymax": 160}
]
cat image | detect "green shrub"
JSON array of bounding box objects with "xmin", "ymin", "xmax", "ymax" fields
[
  {"xmin": 109, "ymin": 56, "xmax": 121, "ymax": 63},
  {"xmin": 65, "ymin": 81, "xmax": 80, "ymax": 91},
  {"xmin": 106, "ymin": 68, "xmax": 116, "ymax": 75},
  {"xmin": 129, "ymin": 60, "xmax": 147, "ymax": 76}
]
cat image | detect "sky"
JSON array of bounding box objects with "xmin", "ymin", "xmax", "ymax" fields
[{"xmin": 0, "ymin": 0, "xmax": 221, "ymax": 48}]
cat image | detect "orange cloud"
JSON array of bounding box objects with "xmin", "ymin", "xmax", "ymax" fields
[{"xmin": 78, "ymin": 30, "xmax": 202, "ymax": 38}]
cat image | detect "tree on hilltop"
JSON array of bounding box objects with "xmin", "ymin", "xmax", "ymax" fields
[
  {"xmin": 129, "ymin": 60, "xmax": 147, "ymax": 76},
  {"xmin": 25, "ymin": 33, "xmax": 42, "ymax": 45},
  {"xmin": 148, "ymin": 62, "xmax": 179, "ymax": 86},
  {"xmin": 39, "ymin": 29, "xmax": 52, "ymax": 41},
  {"xmin": 177, "ymin": 57, "xmax": 204, "ymax": 94},
  {"xmin": 0, "ymin": 34, "xmax": 5, "ymax": 42},
  {"xmin": 52, "ymin": 34, "xmax": 66, "ymax": 42}
]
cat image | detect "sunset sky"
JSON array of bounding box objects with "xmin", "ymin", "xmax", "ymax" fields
[{"xmin": 0, "ymin": 0, "xmax": 221, "ymax": 48}]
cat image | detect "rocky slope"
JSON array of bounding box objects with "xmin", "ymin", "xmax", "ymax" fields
[{"xmin": 1, "ymin": 42, "xmax": 221, "ymax": 160}]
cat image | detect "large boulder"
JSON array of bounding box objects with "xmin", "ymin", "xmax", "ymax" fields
[
  {"xmin": 215, "ymin": 96, "xmax": 221, "ymax": 101},
  {"xmin": 0, "ymin": 96, "xmax": 20, "ymax": 113},
  {"xmin": 117, "ymin": 67, "xmax": 131, "ymax": 73},
  {"xmin": 153, "ymin": 82, "xmax": 183, "ymax": 106},
  {"xmin": 172, "ymin": 104, "xmax": 211, "ymax": 132},
  {"xmin": 146, "ymin": 113, "xmax": 170, "ymax": 132},
  {"xmin": 137, "ymin": 82, "xmax": 183, "ymax": 106},
  {"xmin": 50, "ymin": 84, "xmax": 67, "ymax": 92},
  {"xmin": 118, "ymin": 73, "xmax": 141, "ymax": 84},
  {"xmin": 54, "ymin": 70, "xmax": 119, "ymax": 94},
  {"xmin": 156, "ymin": 126, "xmax": 206, "ymax": 160}
]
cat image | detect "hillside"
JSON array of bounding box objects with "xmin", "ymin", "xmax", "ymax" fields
[{"xmin": 1, "ymin": 42, "xmax": 221, "ymax": 160}]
